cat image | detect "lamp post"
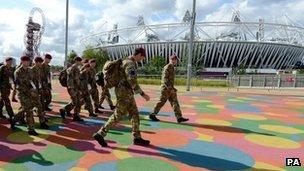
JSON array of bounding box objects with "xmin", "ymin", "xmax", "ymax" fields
[
  {"xmin": 64, "ymin": 0, "xmax": 69, "ymax": 66},
  {"xmin": 186, "ymin": 0, "xmax": 196, "ymax": 91}
]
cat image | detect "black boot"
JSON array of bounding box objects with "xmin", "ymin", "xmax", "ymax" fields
[
  {"xmin": 94, "ymin": 108, "xmax": 103, "ymax": 114},
  {"xmin": 45, "ymin": 107, "xmax": 52, "ymax": 112},
  {"xmin": 93, "ymin": 133, "xmax": 108, "ymax": 147},
  {"xmin": 109, "ymin": 105, "xmax": 116, "ymax": 110},
  {"xmin": 40, "ymin": 122, "xmax": 49, "ymax": 129},
  {"xmin": 28, "ymin": 130, "xmax": 39, "ymax": 136},
  {"xmin": 19, "ymin": 117, "xmax": 26, "ymax": 125},
  {"xmin": 89, "ymin": 113, "xmax": 98, "ymax": 117},
  {"xmin": 149, "ymin": 114, "xmax": 160, "ymax": 122},
  {"xmin": 73, "ymin": 115, "xmax": 84, "ymax": 122},
  {"xmin": 177, "ymin": 117, "xmax": 189, "ymax": 123},
  {"xmin": 59, "ymin": 109, "xmax": 66, "ymax": 119},
  {"xmin": 65, "ymin": 110, "xmax": 72, "ymax": 117},
  {"xmin": 9, "ymin": 118, "xmax": 16, "ymax": 130},
  {"xmin": 133, "ymin": 138, "xmax": 150, "ymax": 146}
]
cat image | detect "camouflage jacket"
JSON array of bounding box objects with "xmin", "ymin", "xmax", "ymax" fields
[
  {"xmin": 31, "ymin": 65, "xmax": 43, "ymax": 90},
  {"xmin": 88, "ymin": 67, "xmax": 97, "ymax": 89},
  {"xmin": 41, "ymin": 63, "xmax": 52, "ymax": 89},
  {"xmin": 80, "ymin": 70, "xmax": 90, "ymax": 94},
  {"xmin": 67, "ymin": 64, "xmax": 80, "ymax": 89},
  {"xmin": 14, "ymin": 66, "xmax": 35, "ymax": 94},
  {"xmin": 161, "ymin": 63, "xmax": 175, "ymax": 90},
  {"xmin": 121, "ymin": 57, "xmax": 143, "ymax": 95},
  {"xmin": 0, "ymin": 65, "xmax": 14, "ymax": 89}
]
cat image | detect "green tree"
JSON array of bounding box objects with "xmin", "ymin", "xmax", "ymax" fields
[
  {"xmin": 82, "ymin": 47, "xmax": 110, "ymax": 71},
  {"xmin": 149, "ymin": 55, "xmax": 166, "ymax": 74},
  {"xmin": 67, "ymin": 50, "xmax": 78, "ymax": 63}
]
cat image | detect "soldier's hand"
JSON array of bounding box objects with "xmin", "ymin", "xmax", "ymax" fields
[{"xmin": 142, "ymin": 94, "xmax": 150, "ymax": 101}]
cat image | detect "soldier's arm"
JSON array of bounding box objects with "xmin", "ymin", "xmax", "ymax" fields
[
  {"xmin": 125, "ymin": 63, "xmax": 143, "ymax": 95},
  {"xmin": 163, "ymin": 65, "xmax": 175, "ymax": 90},
  {"xmin": 67, "ymin": 68, "xmax": 75, "ymax": 89}
]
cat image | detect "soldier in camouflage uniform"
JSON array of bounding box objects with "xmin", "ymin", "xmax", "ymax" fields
[
  {"xmin": 82, "ymin": 59, "xmax": 103, "ymax": 113},
  {"xmin": 30, "ymin": 57, "xmax": 49, "ymax": 129},
  {"xmin": 79, "ymin": 63, "xmax": 97, "ymax": 117},
  {"xmin": 93, "ymin": 47, "xmax": 151, "ymax": 147},
  {"xmin": 13, "ymin": 56, "xmax": 40, "ymax": 135},
  {"xmin": 149, "ymin": 54, "xmax": 189, "ymax": 123},
  {"xmin": 60, "ymin": 57, "xmax": 84, "ymax": 122},
  {"xmin": 0, "ymin": 57, "xmax": 16, "ymax": 129},
  {"xmin": 41, "ymin": 54, "xmax": 53, "ymax": 111}
]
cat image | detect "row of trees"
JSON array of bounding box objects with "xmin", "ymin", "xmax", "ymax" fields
[
  {"xmin": 67, "ymin": 47, "xmax": 109, "ymax": 71},
  {"xmin": 66, "ymin": 47, "xmax": 205, "ymax": 76}
]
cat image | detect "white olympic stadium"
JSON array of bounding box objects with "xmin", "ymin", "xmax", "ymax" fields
[{"xmin": 81, "ymin": 12, "xmax": 304, "ymax": 71}]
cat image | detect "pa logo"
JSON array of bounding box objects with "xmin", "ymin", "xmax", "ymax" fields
[{"xmin": 286, "ymin": 158, "xmax": 301, "ymax": 166}]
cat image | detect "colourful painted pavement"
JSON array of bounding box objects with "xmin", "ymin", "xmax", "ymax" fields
[{"xmin": 0, "ymin": 82, "xmax": 304, "ymax": 171}]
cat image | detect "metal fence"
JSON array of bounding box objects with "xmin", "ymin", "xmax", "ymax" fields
[{"xmin": 228, "ymin": 75, "xmax": 304, "ymax": 88}]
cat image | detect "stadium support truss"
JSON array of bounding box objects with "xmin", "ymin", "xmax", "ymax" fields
[{"xmin": 81, "ymin": 12, "xmax": 304, "ymax": 70}]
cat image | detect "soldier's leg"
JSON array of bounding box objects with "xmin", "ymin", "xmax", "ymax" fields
[
  {"xmin": 128, "ymin": 98, "xmax": 141, "ymax": 139},
  {"xmin": 64, "ymin": 89, "xmax": 76, "ymax": 114},
  {"xmin": 18, "ymin": 94, "xmax": 35, "ymax": 131},
  {"xmin": 96, "ymin": 99, "xmax": 127, "ymax": 137},
  {"xmin": 151, "ymin": 90, "xmax": 169, "ymax": 116},
  {"xmin": 1, "ymin": 90, "xmax": 14, "ymax": 119},
  {"xmin": 42, "ymin": 88, "xmax": 52, "ymax": 109},
  {"xmin": 83, "ymin": 92, "xmax": 96, "ymax": 116},
  {"xmin": 99, "ymin": 87, "xmax": 106, "ymax": 106},
  {"xmin": 71, "ymin": 90, "xmax": 81, "ymax": 117},
  {"xmin": 45, "ymin": 88, "xmax": 52, "ymax": 106},
  {"xmin": 90, "ymin": 88, "xmax": 100, "ymax": 108},
  {"xmin": 0, "ymin": 99, "xmax": 5, "ymax": 118},
  {"xmin": 168, "ymin": 91, "xmax": 182, "ymax": 119},
  {"xmin": 105, "ymin": 89, "xmax": 114, "ymax": 107},
  {"xmin": 32, "ymin": 97, "xmax": 47, "ymax": 124}
]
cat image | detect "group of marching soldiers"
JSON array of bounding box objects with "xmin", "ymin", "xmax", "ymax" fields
[
  {"xmin": 0, "ymin": 47, "xmax": 189, "ymax": 147},
  {"xmin": 0, "ymin": 54, "xmax": 52, "ymax": 135}
]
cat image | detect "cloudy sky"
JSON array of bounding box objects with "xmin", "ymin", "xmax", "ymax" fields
[{"xmin": 0, "ymin": 0, "xmax": 304, "ymax": 66}]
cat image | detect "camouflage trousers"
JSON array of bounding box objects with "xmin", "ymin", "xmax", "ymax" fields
[
  {"xmin": 41, "ymin": 87, "xmax": 52, "ymax": 108},
  {"xmin": 89, "ymin": 87, "xmax": 99, "ymax": 108},
  {"xmin": 64, "ymin": 88, "xmax": 81, "ymax": 116},
  {"xmin": 15, "ymin": 91, "xmax": 47, "ymax": 124},
  {"xmin": 14, "ymin": 92, "xmax": 46, "ymax": 131},
  {"xmin": 81, "ymin": 90, "xmax": 94, "ymax": 115},
  {"xmin": 97, "ymin": 87, "xmax": 141, "ymax": 138},
  {"xmin": 0, "ymin": 88, "xmax": 14, "ymax": 118},
  {"xmin": 99, "ymin": 86, "xmax": 114, "ymax": 107},
  {"xmin": 151, "ymin": 89, "xmax": 182, "ymax": 119}
]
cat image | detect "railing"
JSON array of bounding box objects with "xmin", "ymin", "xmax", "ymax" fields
[{"xmin": 228, "ymin": 75, "xmax": 304, "ymax": 88}]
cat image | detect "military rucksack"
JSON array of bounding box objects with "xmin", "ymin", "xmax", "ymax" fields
[
  {"xmin": 102, "ymin": 59, "xmax": 123, "ymax": 88},
  {"xmin": 59, "ymin": 69, "xmax": 68, "ymax": 87}
]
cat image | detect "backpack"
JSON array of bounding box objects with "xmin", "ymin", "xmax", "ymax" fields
[
  {"xmin": 102, "ymin": 59, "xmax": 123, "ymax": 88},
  {"xmin": 59, "ymin": 69, "xmax": 67, "ymax": 87},
  {"xmin": 96, "ymin": 71, "xmax": 105, "ymax": 87}
]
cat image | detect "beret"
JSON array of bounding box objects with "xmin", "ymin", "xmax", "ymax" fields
[
  {"xmin": 20, "ymin": 56, "xmax": 30, "ymax": 61},
  {"xmin": 45, "ymin": 53, "xmax": 52, "ymax": 59},
  {"xmin": 34, "ymin": 56, "xmax": 44, "ymax": 62},
  {"xmin": 74, "ymin": 56, "xmax": 82, "ymax": 62},
  {"xmin": 5, "ymin": 57, "xmax": 13, "ymax": 62}
]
